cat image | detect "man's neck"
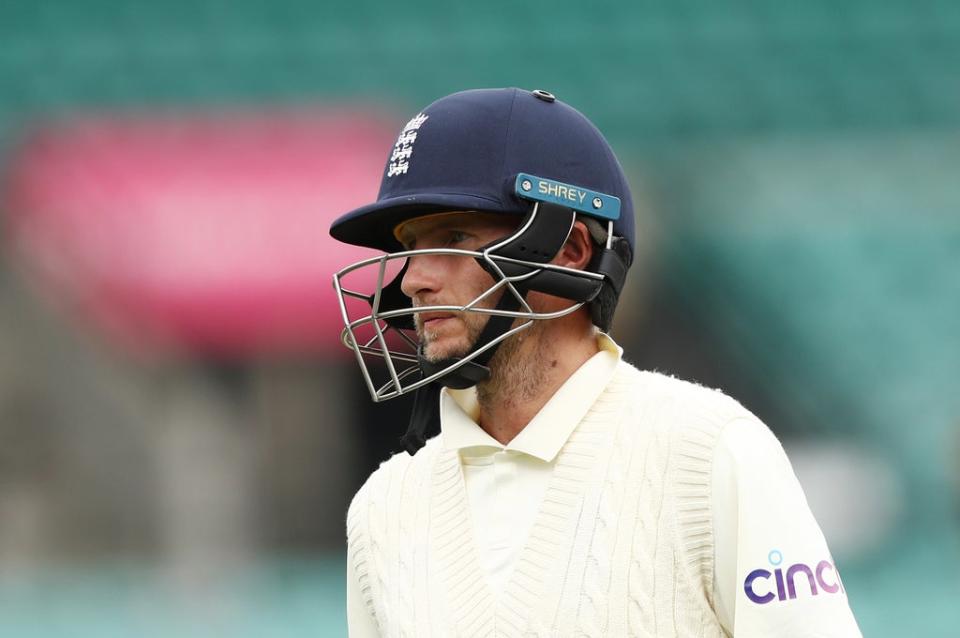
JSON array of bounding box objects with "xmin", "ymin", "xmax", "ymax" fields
[{"xmin": 476, "ymin": 318, "xmax": 599, "ymax": 446}]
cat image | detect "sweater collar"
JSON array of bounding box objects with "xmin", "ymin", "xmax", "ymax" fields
[{"xmin": 440, "ymin": 333, "xmax": 622, "ymax": 463}]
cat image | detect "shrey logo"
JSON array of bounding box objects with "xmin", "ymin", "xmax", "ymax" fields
[
  {"xmin": 387, "ymin": 113, "xmax": 429, "ymax": 177},
  {"xmin": 743, "ymin": 550, "xmax": 846, "ymax": 604}
]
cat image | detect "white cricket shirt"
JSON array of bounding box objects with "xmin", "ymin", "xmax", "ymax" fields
[{"xmin": 346, "ymin": 334, "xmax": 862, "ymax": 636}]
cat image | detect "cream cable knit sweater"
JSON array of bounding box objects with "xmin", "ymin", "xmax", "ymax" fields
[{"xmin": 347, "ymin": 362, "xmax": 747, "ymax": 637}]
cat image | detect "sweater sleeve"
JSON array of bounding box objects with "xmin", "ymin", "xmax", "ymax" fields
[
  {"xmin": 713, "ymin": 415, "xmax": 863, "ymax": 637},
  {"xmin": 346, "ymin": 486, "xmax": 381, "ymax": 637}
]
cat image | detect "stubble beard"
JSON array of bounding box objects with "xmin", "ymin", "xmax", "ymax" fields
[
  {"xmin": 415, "ymin": 304, "xmax": 548, "ymax": 408},
  {"xmin": 415, "ymin": 311, "xmax": 487, "ymax": 363},
  {"xmin": 476, "ymin": 318, "xmax": 547, "ymax": 408}
]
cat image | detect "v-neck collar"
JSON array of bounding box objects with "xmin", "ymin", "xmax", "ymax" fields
[
  {"xmin": 430, "ymin": 351, "xmax": 628, "ymax": 635},
  {"xmin": 440, "ymin": 333, "xmax": 621, "ymax": 462}
]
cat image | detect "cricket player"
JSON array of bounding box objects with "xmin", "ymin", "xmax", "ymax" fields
[{"xmin": 329, "ymin": 88, "xmax": 862, "ymax": 636}]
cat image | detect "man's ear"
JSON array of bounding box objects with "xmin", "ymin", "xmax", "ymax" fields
[{"xmin": 554, "ymin": 220, "xmax": 594, "ymax": 270}]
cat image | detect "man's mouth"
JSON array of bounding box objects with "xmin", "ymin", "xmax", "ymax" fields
[{"xmin": 418, "ymin": 312, "xmax": 456, "ymax": 330}]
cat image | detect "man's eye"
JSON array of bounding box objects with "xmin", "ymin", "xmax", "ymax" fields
[{"xmin": 447, "ymin": 231, "xmax": 469, "ymax": 245}]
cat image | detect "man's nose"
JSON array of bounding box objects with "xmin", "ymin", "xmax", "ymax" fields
[{"xmin": 400, "ymin": 254, "xmax": 441, "ymax": 299}]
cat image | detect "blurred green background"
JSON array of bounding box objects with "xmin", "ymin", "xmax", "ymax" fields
[{"xmin": 0, "ymin": 1, "xmax": 957, "ymax": 636}]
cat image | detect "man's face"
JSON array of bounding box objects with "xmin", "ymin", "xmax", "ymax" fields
[{"xmin": 396, "ymin": 211, "xmax": 520, "ymax": 362}]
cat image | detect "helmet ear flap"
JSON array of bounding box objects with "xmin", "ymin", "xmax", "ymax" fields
[
  {"xmin": 476, "ymin": 202, "xmax": 605, "ymax": 302},
  {"xmin": 588, "ymin": 235, "xmax": 632, "ymax": 332},
  {"xmin": 480, "ymin": 201, "xmax": 575, "ymax": 263}
]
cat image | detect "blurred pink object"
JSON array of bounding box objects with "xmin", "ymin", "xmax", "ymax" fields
[{"xmin": 3, "ymin": 110, "xmax": 396, "ymax": 359}]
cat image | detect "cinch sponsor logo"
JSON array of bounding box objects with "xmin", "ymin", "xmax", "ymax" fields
[{"xmin": 743, "ymin": 549, "xmax": 846, "ymax": 605}]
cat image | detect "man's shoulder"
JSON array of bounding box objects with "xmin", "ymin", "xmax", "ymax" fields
[
  {"xmin": 347, "ymin": 436, "xmax": 442, "ymax": 526},
  {"xmin": 614, "ymin": 361, "xmax": 751, "ymax": 425}
]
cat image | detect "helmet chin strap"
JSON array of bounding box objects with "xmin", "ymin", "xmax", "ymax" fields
[{"xmin": 399, "ymin": 291, "xmax": 522, "ymax": 454}]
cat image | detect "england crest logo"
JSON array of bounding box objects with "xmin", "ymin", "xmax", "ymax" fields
[{"xmin": 387, "ymin": 113, "xmax": 429, "ymax": 177}]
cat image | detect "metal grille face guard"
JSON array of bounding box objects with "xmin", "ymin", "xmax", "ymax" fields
[{"xmin": 332, "ymin": 243, "xmax": 603, "ymax": 403}]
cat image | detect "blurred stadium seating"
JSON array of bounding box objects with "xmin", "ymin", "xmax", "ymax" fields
[{"xmin": 0, "ymin": 1, "xmax": 957, "ymax": 635}]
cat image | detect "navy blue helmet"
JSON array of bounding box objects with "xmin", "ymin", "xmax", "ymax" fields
[{"xmin": 330, "ymin": 88, "xmax": 635, "ymax": 453}]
